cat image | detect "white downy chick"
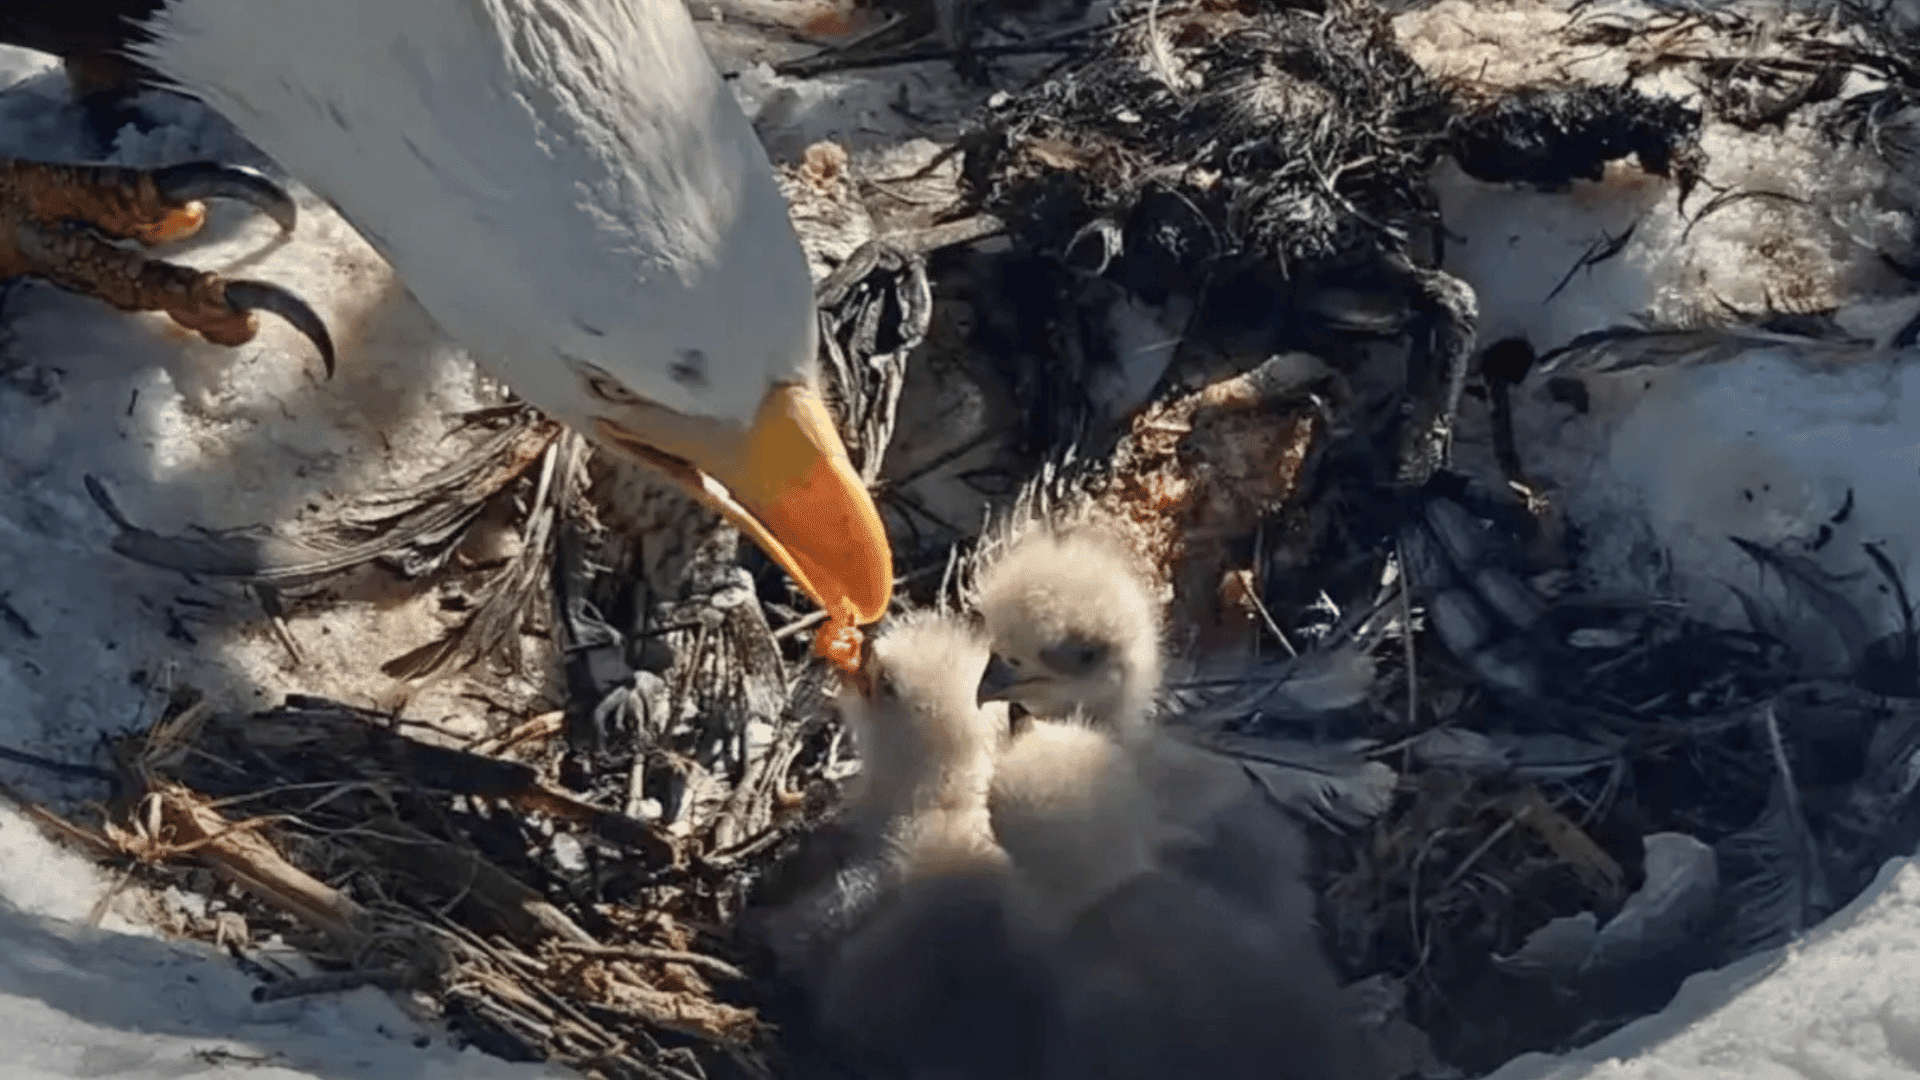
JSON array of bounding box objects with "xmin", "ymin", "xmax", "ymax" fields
[
  {"xmin": 836, "ymin": 608, "xmax": 1009, "ymax": 842},
  {"xmin": 974, "ymin": 525, "xmax": 1314, "ymax": 919},
  {"xmin": 975, "ymin": 524, "xmax": 1164, "ymax": 736},
  {"xmin": 780, "ymin": 609, "xmax": 1049, "ymax": 1080},
  {"xmin": 989, "ymin": 718, "xmax": 1366, "ymax": 1080},
  {"xmin": 986, "ymin": 717, "xmax": 1186, "ymax": 931},
  {"xmin": 754, "ymin": 607, "xmax": 1009, "ymax": 970}
]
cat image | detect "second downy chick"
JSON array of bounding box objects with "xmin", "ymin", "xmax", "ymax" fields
[
  {"xmin": 990, "ymin": 718, "xmax": 1365, "ymax": 1080},
  {"xmin": 973, "ymin": 523, "xmax": 1315, "ymax": 920},
  {"xmin": 974, "ymin": 523, "xmax": 1163, "ymax": 735}
]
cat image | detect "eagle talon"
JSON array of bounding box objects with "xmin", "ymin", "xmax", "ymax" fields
[
  {"xmin": 150, "ymin": 162, "xmax": 299, "ymax": 235},
  {"xmin": 0, "ymin": 158, "xmax": 333, "ymax": 375},
  {"xmin": 1, "ymin": 158, "xmax": 294, "ymax": 246},
  {"xmin": 0, "ymin": 225, "xmax": 336, "ymax": 374},
  {"xmin": 221, "ymin": 279, "xmax": 336, "ymax": 377}
]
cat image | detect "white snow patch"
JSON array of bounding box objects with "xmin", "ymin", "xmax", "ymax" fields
[
  {"xmin": 1432, "ymin": 104, "xmax": 1908, "ymax": 349},
  {"xmin": 1487, "ymin": 850, "xmax": 1920, "ymax": 1080},
  {"xmin": 1506, "ymin": 346, "xmax": 1920, "ymax": 668},
  {"xmin": 1413, "ymin": 0, "xmax": 1920, "ymax": 667}
]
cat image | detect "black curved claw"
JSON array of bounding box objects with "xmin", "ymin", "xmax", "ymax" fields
[
  {"xmin": 224, "ymin": 279, "xmax": 336, "ymax": 378},
  {"xmin": 152, "ymin": 162, "xmax": 299, "ymax": 233}
]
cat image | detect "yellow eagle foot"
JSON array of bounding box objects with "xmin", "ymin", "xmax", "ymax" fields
[{"xmin": 0, "ymin": 158, "xmax": 334, "ymax": 375}]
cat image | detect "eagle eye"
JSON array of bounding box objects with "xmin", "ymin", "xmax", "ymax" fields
[
  {"xmin": 572, "ymin": 360, "xmax": 647, "ymax": 407},
  {"xmin": 1040, "ymin": 636, "xmax": 1109, "ymax": 676}
]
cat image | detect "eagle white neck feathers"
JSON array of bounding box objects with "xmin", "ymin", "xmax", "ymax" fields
[{"xmin": 134, "ymin": 0, "xmax": 819, "ymax": 430}]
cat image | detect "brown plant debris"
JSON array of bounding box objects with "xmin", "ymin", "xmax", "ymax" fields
[{"xmin": 12, "ymin": 693, "xmax": 782, "ymax": 1080}]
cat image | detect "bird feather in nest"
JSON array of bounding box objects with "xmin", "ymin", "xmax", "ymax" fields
[
  {"xmin": 88, "ymin": 405, "xmax": 560, "ymax": 586},
  {"xmin": 1726, "ymin": 534, "xmax": 1881, "ymax": 678},
  {"xmin": 955, "ymin": 0, "xmax": 1717, "ymax": 488},
  {"xmin": 961, "ymin": 0, "xmax": 1451, "ymax": 274},
  {"xmin": 83, "ymin": 405, "xmax": 581, "ymax": 680},
  {"xmin": 1718, "ymin": 702, "xmax": 1832, "ymax": 956},
  {"xmin": 1198, "ymin": 731, "xmax": 1398, "ymax": 832}
]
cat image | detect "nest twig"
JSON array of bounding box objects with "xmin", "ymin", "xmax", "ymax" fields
[{"xmin": 12, "ymin": 694, "xmax": 782, "ymax": 1080}]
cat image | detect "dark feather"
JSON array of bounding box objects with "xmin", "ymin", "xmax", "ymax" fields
[
  {"xmin": 1728, "ymin": 535, "xmax": 1878, "ymax": 674},
  {"xmin": 1718, "ymin": 703, "xmax": 1830, "ymax": 955},
  {"xmin": 1048, "ymin": 870, "xmax": 1368, "ymax": 1080},
  {"xmin": 0, "ymin": 0, "xmax": 166, "ymax": 95},
  {"xmin": 1198, "ymin": 731, "xmax": 1396, "ymax": 831}
]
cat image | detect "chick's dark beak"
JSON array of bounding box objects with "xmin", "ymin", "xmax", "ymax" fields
[{"xmin": 977, "ymin": 652, "xmax": 1022, "ymax": 706}]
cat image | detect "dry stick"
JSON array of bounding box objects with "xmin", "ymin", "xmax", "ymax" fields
[
  {"xmin": 1407, "ymin": 829, "xmax": 1437, "ymax": 975},
  {"xmin": 1437, "ymin": 817, "xmax": 1519, "ymax": 895},
  {"xmin": 0, "ymin": 742, "xmax": 114, "ymax": 781},
  {"xmin": 1395, "ymin": 541, "xmax": 1419, "ymax": 730},
  {"xmin": 713, "ymin": 722, "xmax": 773, "ymax": 852},
  {"xmin": 88, "ymin": 865, "xmax": 136, "ymax": 928},
  {"xmin": 468, "ymin": 710, "xmax": 565, "ymax": 757},
  {"xmin": 701, "ymin": 818, "xmax": 802, "ymax": 870},
  {"xmin": 1251, "ymin": 523, "xmax": 1298, "ymax": 658},
  {"xmin": 550, "ymin": 942, "xmax": 748, "ymax": 983},
  {"xmin": 1242, "ymin": 580, "xmax": 1299, "ymax": 658},
  {"xmin": 669, "ymin": 620, "xmax": 715, "ymax": 746},
  {"xmin": 772, "ymin": 609, "xmax": 830, "ymax": 642},
  {"xmin": 762, "ymin": 731, "xmax": 811, "ymax": 814},
  {"xmin": 1578, "ymin": 759, "xmax": 1627, "ymax": 830},
  {"xmin": 253, "ymin": 585, "xmax": 306, "ymax": 667},
  {"xmin": 430, "ymin": 917, "xmax": 687, "ymax": 1080}
]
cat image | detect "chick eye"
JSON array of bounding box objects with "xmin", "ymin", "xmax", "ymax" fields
[{"xmin": 1040, "ymin": 637, "xmax": 1108, "ymax": 676}]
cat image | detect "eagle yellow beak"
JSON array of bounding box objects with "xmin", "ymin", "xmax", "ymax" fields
[{"xmin": 596, "ymin": 384, "xmax": 893, "ymax": 635}]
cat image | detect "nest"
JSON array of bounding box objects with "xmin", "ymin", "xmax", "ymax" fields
[
  {"xmin": 9, "ymin": 0, "xmax": 1920, "ymax": 1078},
  {"xmin": 961, "ymin": 0, "xmax": 1451, "ymax": 279},
  {"xmin": 954, "ymin": 0, "xmax": 1706, "ymax": 485},
  {"xmin": 25, "ymin": 695, "xmax": 769, "ymax": 1078}
]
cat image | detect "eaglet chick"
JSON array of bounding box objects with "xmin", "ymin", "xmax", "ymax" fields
[
  {"xmin": 973, "ymin": 524, "xmax": 1315, "ymax": 919},
  {"xmin": 989, "ymin": 718, "xmax": 1364, "ymax": 1080},
  {"xmin": 756, "ymin": 609, "xmax": 1049, "ymax": 1080}
]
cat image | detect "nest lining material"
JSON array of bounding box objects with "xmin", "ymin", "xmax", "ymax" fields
[{"xmin": 7, "ymin": 1, "xmax": 1920, "ymax": 1078}]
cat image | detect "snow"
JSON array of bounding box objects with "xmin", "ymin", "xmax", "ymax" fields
[
  {"xmin": 0, "ymin": 0, "xmax": 1918, "ymax": 1075},
  {"xmin": 1486, "ymin": 853, "xmax": 1920, "ymax": 1080},
  {"xmin": 1400, "ymin": 5, "xmax": 1920, "ymax": 1074},
  {"xmin": 1403, "ymin": 0, "xmax": 1913, "ymax": 337},
  {"xmin": 0, "ymin": 803, "xmax": 568, "ymax": 1080},
  {"xmin": 1499, "ymin": 345, "xmax": 1920, "ymax": 669},
  {"xmin": 1414, "ymin": 0, "xmax": 1920, "ymax": 669}
]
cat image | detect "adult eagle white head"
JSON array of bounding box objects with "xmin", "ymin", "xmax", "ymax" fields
[{"xmin": 126, "ymin": 0, "xmax": 894, "ymax": 652}]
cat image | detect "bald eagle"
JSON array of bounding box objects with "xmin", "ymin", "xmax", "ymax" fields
[{"xmin": 0, "ymin": 0, "xmax": 894, "ymax": 663}]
